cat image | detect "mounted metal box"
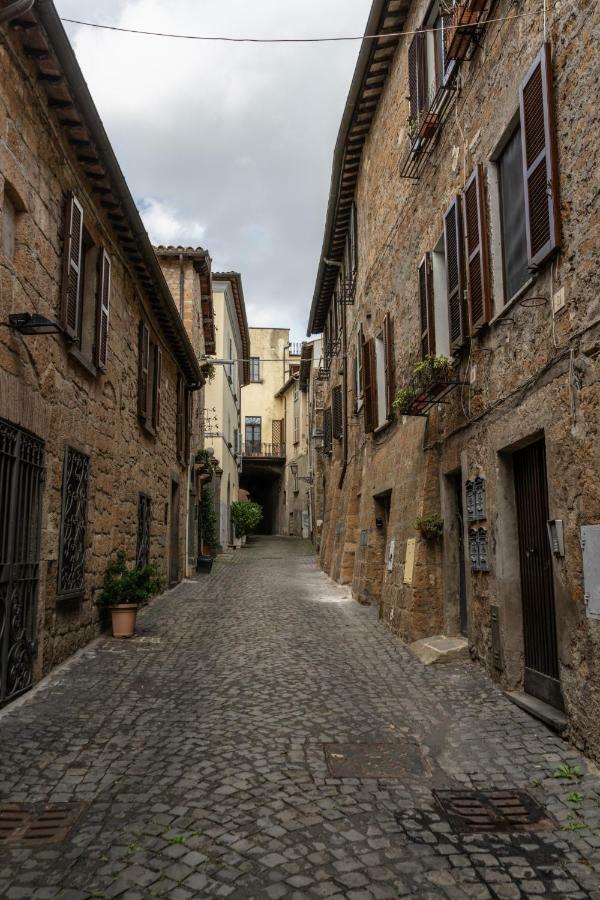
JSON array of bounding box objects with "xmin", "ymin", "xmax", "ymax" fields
[{"xmin": 581, "ymin": 526, "xmax": 600, "ymax": 620}]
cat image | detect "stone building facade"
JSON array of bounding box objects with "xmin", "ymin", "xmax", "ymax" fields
[
  {"xmin": 308, "ymin": 0, "xmax": 600, "ymax": 757},
  {"xmin": 0, "ymin": 1, "xmax": 207, "ymax": 705}
]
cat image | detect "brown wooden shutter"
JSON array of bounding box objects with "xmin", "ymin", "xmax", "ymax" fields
[
  {"xmin": 520, "ymin": 42, "xmax": 560, "ymax": 268},
  {"xmin": 138, "ymin": 321, "xmax": 150, "ymax": 420},
  {"xmin": 152, "ymin": 344, "xmax": 162, "ymax": 429},
  {"xmin": 332, "ymin": 385, "xmax": 343, "ymax": 440},
  {"xmin": 408, "ymin": 32, "xmax": 427, "ymax": 126},
  {"xmin": 185, "ymin": 388, "xmax": 192, "ymax": 462},
  {"xmin": 418, "ymin": 253, "xmax": 435, "ymax": 359},
  {"xmin": 463, "ymin": 165, "xmax": 492, "ymax": 331},
  {"xmin": 362, "ymin": 337, "xmax": 377, "ymax": 434},
  {"xmin": 95, "ymin": 249, "xmax": 111, "ymax": 370},
  {"xmin": 61, "ymin": 193, "xmax": 84, "ymax": 339},
  {"xmin": 323, "ymin": 407, "xmax": 332, "ymax": 455},
  {"xmin": 444, "ymin": 196, "xmax": 467, "ymax": 352},
  {"xmin": 383, "ymin": 314, "xmax": 395, "ymax": 420}
]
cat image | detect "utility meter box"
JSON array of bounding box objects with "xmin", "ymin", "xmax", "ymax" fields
[{"xmin": 581, "ymin": 526, "xmax": 600, "ymax": 620}]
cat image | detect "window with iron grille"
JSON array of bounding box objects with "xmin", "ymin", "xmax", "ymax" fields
[
  {"xmin": 332, "ymin": 385, "xmax": 343, "ymax": 440},
  {"xmin": 136, "ymin": 494, "xmax": 152, "ymax": 569},
  {"xmin": 57, "ymin": 446, "xmax": 90, "ymax": 598}
]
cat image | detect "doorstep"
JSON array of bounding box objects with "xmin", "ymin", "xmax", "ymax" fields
[
  {"xmin": 409, "ymin": 635, "xmax": 469, "ymax": 665},
  {"xmin": 505, "ymin": 691, "xmax": 568, "ymax": 734}
]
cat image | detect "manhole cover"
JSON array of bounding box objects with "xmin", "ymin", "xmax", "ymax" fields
[
  {"xmin": 324, "ymin": 742, "xmax": 428, "ymax": 778},
  {"xmin": 0, "ymin": 803, "xmax": 85, "ymax": 847},
  {"xmin": 433, "ymin": 790, "xmax": 556, "ymax": 834}
]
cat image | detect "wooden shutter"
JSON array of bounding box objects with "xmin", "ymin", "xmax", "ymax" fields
[
  {"xmin": 408, "ymin": 31, "xmax": 427, "ymax": 126},
  {"xmin": 152, "ymin": 345, "xmax": 162, "ymax": 429},
  {"xmin": 444, "ymin": 196, "xmax": 467, "ymax": 352},
  {"xmin": 418, "ymin": 253, "xmax": 435, "ymax": 359},
  {"xmin": 323, "ymin": 407, "xmax": 332, "ymax": 455},
  {"xmin": 332, "ymin": 385, "xmax": 343, "ymax": 440},
  {"xmin": 463, "ymin": 165, "xmax": 492, "ymax": 331},
  {"xmin": 138, "ymin": 321, "xmax": 150, "ymax": 420},
  {"xmin": 520, "ymin": 42, "xmax": 560, "ymax": 268},
  {"xmin": 95, "ymin": 249, "xmax": 111, "ymax": 370},
  {"xmin": 362, "ymin": 337, "xmax": 377, "ymax": 434},
  {"xmin": 61, "ymin": 193, "xmax": 84, "ymax": 339},
  {"xmin": 185, "ymin": 388, "xmax": 192, "ymax": 462},
  {"xmin": 383, "ymin": 314, "xmax": 395, "ymax": 420}
]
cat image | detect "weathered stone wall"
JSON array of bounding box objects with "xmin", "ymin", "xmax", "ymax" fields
[
  {"xmin": 0, "ymin": 27, "xmax": 193, "ymax": 680},
  {"xmin": 316, "ymin": 0, "xmax": 600, "ymax": 758}
]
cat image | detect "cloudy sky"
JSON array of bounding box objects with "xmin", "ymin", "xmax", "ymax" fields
[{"xmin": 54, "ymin": 0, "xmax": 373, "ymax": 340}]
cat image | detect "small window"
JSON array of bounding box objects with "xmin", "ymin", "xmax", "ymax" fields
[
  {"xmin": 354, "ymin": 328, "xmax": 364, "ymax": 411},
  {"xmin": 293, "ymin": 415, "xmax": 299, "ymax": 445},
  {"xmin": 245, "ymin": 416, "xmax": 261, "ymax": 454},
  {"xmin": 498, "ymin": 124, "xmax": 529, "ymax": 302},
  {"xmin": 374, "ymin": 333, "xmax": 387, "ymax": 429},
  {"xmin": 57, "ymin": 446, "xmax": 90, "ymax": 598},
  {"xmin": 250, "ymin": 357, "xmax": 261, "ymax": 382}
]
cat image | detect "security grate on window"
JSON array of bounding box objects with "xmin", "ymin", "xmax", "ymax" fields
[
  {"xmin": 136, "ymin": 494, "xmax": 152, "ymax": 569},
  {"xmin": 332, "ymin": 385, "xmax": 343, "ymax": 440},
  {"xmin": 58, "ymin": 447, "xmax": 90, "ymax": 597}
]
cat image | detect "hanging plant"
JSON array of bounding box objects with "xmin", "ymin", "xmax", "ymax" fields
[
  {"xmin": 392, "ymin": 386, "xmax": 417, "ymax": 416},
  {"xmin": 415, "ymin": 513, "xmax": 444, "ymax": 541},
  {"xmin": 413, "ymin": 354, "xmax": 454, "ymax": 385}
]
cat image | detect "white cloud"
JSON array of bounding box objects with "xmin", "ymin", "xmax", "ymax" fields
[
  {"xmin": 139, "ymin": 197, "xmax": 205, "ymax": 247},
  {"xmin": 56, "ymin": 0, "xmax": 373, "ymax": 340}
]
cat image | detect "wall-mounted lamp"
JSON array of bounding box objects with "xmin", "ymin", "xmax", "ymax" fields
[
  {"xmin": 9, "ymin": 313, "xmax": 63, "ymax": 336},
  {"xmin": 290, "ymin": 463, "xmax": 298, "ymax": 476}
]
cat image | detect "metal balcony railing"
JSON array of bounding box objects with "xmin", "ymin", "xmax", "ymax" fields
[{"xmin": 242, "ymin": 442, "xmax": 286, "ymax": 459}]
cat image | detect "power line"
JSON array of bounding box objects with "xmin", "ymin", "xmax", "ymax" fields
[{"xmin": 60, "ymin": 9, "xmax": 539, "ymax": 45}]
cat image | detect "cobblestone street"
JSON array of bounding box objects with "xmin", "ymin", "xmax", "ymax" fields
[{"xmin": 1, "ymin": 537, "xmax": 599, "ymax": 899}]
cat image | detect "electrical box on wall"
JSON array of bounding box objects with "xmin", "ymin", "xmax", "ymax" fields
[
  {"xmin": 387, "ymin": 540, "xmax": 395, "ymax": 573},
  {"xmin": 581, "ymin": 526, "xmax": 600, "ymax": 620},
  {"xmin": 547, "ymin": 520, "xmax": 565, "ymax": 557}
]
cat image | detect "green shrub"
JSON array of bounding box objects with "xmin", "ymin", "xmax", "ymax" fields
[
  {"xmin": 231, "ymin": 501, "xmax": 263, "ymax": 537},
  {"xmin": 200, "ymin": 488, "xmax": 219, "ymax": 547},
  {"xmin": 415, "ymin": 513, "xmax": 444, "ymax": 540},
  {"xmin": 99, "ymin": 551, "xmax": 165, "ymax": 606}
]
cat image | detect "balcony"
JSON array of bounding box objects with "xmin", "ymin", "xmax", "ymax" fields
[{"xmin": 243, "ymin": 443, "xmax": 286, "ymax": 460}]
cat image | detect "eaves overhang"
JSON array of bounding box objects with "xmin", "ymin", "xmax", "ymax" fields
[
  {"xmin": 2, "ymin": 0, "xmax": 204, "ymax": 389},
  {"xmin": 307, "ymin": 0, "xmax": 410, "ymax": 336}
]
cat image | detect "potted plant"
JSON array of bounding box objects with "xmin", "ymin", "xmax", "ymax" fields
[
  {"xmin": 231, "ymin": 501, "xmax": 263, "ymax": 544},
  {"xmin": 415, "ymin": 513, "xmax": 444, "ymax": 541},
  {"xmin": 100, "ymin": 551, "xmax": 165, "ymax": 638},
  {"xmin": 392, "ymin": 386, "xmax": 417, "ymax": 416}
]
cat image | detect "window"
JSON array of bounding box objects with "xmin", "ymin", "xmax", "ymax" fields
[
  {"xmin": 57, "ymin": 446, "xmax": 90, "ymax": 598},
  {"xmin": 323, "ymin": 407, "xmax": 332, "ymax": 455},
  {"xmin": 250, "ymin": 357, "xmax": 261, "ymax": 382},
  {"xmin": 432, "ymin": 234, "xmax": 450, "ymax": 357},
  {"xmin": 332, "ymin": 385, "xmax": 343, "ymax": 440},
  {"xmin": 245, "ymin": 416, "xmax": 261, "ymax": 454},
  {"xmin": 444, "ymin": 196, "xmax": 468, "ymax": 352},
  {"xmin": 293, "ymin": 415, "xmax": 299, "ymax": 445},
  {"xmin": 138, "ymin": 323, "xmax": 162, "ymax": 433},
  {"xmin": 363, "ymin": 316, "xmax": 394, "ymax": 433},
  {"xmin": 61, "ymin": 194, "xmax": 111, "ymax": 371},
  {"xmin": 136, "ymin": 494, "xmax": 152, "ymax": 569},
  {"xmin": 354, "ymin": 327, "xmax": 364, "ymax": 411},
  {"xmin": 498, "ymin": 125, "xmax": 529, "ymax": 302},
  {"xmin": 176, "ymin": 374, "xmax": 191, "ymax": 464},
  {"xmin": 1, "ymin": 183, "xmax": 24, "ymax": 262}
]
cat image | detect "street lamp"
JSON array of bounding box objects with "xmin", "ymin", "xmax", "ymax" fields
[
  {"xmin": 8, "ymin": 313, "xmax": 63, "ymax": 335},
  {"xmin": 290, "ymin": 463, "xmax": 298, "ymax": 476}
]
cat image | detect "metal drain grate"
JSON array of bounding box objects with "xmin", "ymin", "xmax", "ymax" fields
[
  {"xmin": 0, "ymin": 803, "xmax": 85, "ymax": 847},
  {"xmin": 433, "ymin": 790, "xmax": 556, "ymax": 834},
  {"xmin": 325, "ymin": 742, "xmax": 428, "ymax": 778}
]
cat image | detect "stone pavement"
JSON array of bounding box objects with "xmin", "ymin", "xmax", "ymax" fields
[{"xmin": 0, "ymin": 537, "xmax": 599, "ymax": 900}]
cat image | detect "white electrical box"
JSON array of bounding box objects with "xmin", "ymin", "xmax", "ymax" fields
[
  {"xmin": 581, "ymin": 526, "xmax": 600, "ymax": 620},
  {"xmin": 553, "ymin": 287, "xmax": 566, "ymax": 313},
  {"xmin": 387, "ymin": 540, "xmax": 395, "ymax": 572}
]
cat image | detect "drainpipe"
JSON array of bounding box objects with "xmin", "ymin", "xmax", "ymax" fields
[{"xmin": 0, "ymin": 0, "xmax": 35, "ymax": 22}]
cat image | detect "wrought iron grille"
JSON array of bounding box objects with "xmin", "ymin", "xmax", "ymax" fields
[
  {"xmin": 136, "ymin": 494, "xmax": 152, "ymax": 569},
  {"xmin": 0, "ymin": 418, "xmax": 45, "ymax": 707},
  {"xmin": 57, "ymin": 447, "xmax": 90, "ymax": 598}
]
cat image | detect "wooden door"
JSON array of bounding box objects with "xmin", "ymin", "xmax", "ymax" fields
[
  {"xmin": 513, "ymin": 440, "xmax": 562, "ymax": 709},
  {"xmin": 169, "ymin": 480, "xmax": 180, "ymax": 586}
]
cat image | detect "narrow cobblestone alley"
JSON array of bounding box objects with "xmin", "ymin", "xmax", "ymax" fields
[{"xmin": 1, "ymin": 538, "xmax": 599, "ymax": 900}]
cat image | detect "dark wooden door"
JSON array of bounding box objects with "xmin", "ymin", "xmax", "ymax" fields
[
  {"xmin": 169, "ymin": 480, "xmax": 180, "ymax": 586},
  {"xmin": 0, "ymin": 419, "xmax": 45, "ymax": 707},
  {"xmin": 452, "ymin": 475, "xmax": 468, "ymax": 637},
  {"xmin": 513, "ymin": 440, "xmax": 562, "ymax": 709}
]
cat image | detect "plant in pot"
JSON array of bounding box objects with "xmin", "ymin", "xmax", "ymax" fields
[
  {"xmin": 231, "ymin": 501, "xmax": 263, "ymax": 545},
  {"xmin": 198, "ymin": 487, "xmax": 219, "ymax": 569},
  {"xmin": 100, "ymin": 551, "xmax": 165, "ymax": 638},
  {"xmin": 392, "ymin": 386, "xmax": 417, "ymax": 416},
  {"xmin": 415, "ymin": 513, "xmax": 444, "ymax": 541}
]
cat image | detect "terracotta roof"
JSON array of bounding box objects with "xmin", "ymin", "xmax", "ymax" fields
[
  {"xmin": 307, "ymin": 0, "xmax": 410, "ymax": 336},
  {"xmin": 213, "ymin": 272, "xmax": 251, "ymax": 387},
  {"xmin": 4, "ymin": 0, "xmax": 204, "ymax": 388}
]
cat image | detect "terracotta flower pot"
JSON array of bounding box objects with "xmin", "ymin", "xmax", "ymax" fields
[{"xmin": 109, "ymin": 603, "xmax": 138, "ymax": 638}]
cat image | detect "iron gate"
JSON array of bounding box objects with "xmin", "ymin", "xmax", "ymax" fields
[
  {"xmin": 0, "ymin": 418, "xmax": 45, "ymax": 707},
  {"xmin": 513, "ymin": 440, "xmax": 562, "ymax": 709}
]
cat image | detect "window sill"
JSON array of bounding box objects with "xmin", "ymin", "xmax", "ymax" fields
[
  {"xmin": 68, "ymin": 345, "xmax": 98, "ymax": 378},
  {"xmin": 140, "ymin": 419, "xmax": 157, "ymax": 439},
  {"xmin": 373, "ymin": 419, "xmax": 392, "ymax": 436},
  {"xmin": 488, "ymin": 276, "xmax": 536, "ymax": 328}
]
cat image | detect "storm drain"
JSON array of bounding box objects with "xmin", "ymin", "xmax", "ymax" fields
[
  {"xmin": 0, "ymin": 803, "xmax": 85, "ymax": 847},
  {"xmin": 325, "ymin": 742, "xmax": 428, "ymax": 778},
  {"xmin": 433, "ymin": 790, "xmax": 556, "ymax": 834}
]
